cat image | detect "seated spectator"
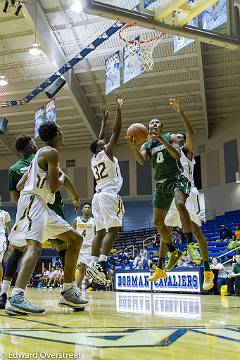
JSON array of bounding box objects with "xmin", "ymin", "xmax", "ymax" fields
[
  {"xmin": 136, "ymin": 260, "xmax": 144, "ymax": 269},
  {"xmin": 226, "ymin": 254, "xmax": 240, "ymax": 296},
  {"xmin": 177, "ymin": 259, "xmax": 188, "ymax": 268},
  {"xmin": 121, "ymin": 259, "xmax": 132, "ymax": 270},
  {"xmin": 38, "ymin": 268, "xmax": 50, "ymax": 287},
  {"xmin": 227, "ymin": 235, "xmax": 239, "ymax": 250},
  {"xmin": 220, "ymin": 225, "xmax": 232, "ymax": 241},
  {"xmin": 235, "ymin": 226, "xmax": 240, "ymax": 240},
  {"xmin": 47, "ymin": 266, "xmax": 61, "ymax": 288},
  {"xmin": 210, "ymin": 257, "xmax": 228, "ymax": 293}
]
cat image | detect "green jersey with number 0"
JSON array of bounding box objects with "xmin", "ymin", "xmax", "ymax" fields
[{"xmin": 143, "ymin": 132, "xmax": 182, "ymax": 181}]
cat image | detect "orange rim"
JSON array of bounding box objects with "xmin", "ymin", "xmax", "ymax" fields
[{"xmin": 119, "ymin": 23, "xmax": 164, "ymax": 44}]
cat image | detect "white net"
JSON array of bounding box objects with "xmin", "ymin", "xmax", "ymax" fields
[{"xmin": 120, "ymin": 25, "xmax": 164, "ymax": 73}]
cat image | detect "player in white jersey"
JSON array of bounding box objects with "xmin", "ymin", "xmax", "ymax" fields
[
  {"xmin": 87, "ymin": 96, "xmax": 124, "ymax": 285},
  {"xmin": 73, "ymin": 203, "xmax": 95, "ymax": 287},
  {"xmin": 164, "ymin": 99, "xmax": 214, "ymax": 291},
  {"xmin": 0, "ymin": 196, "xmax": 12, "ymax": 285},
  {"xmin": 6, "ymin": 122, "xmax": 88, "ymax": 315}
]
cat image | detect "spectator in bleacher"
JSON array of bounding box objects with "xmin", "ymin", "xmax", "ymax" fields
[
  {"xmin": 177, "ymin": 259, "xmax": 188, "ymax": 268},
  {"xmin": 38, "ymin": 268, "xmax": 50, "ymax": 287},
  {"xmin": 220, "ymin": 225, "xmax": 232, "ymax": 241},
  {"xmin": 227, "ymin": 235, "xmax": 239, "ymax": 250},
  {"xmin": 136, "ymin": 260, "xmax": 144, "ymax": 269},
  {"xmin": 235, "ymin": 226, "xmax": 240, "ymax": 240},
  {"xmin": 210, "ymin": 257, "xmax": 228, "ymax": 293},
  {"xmin": 226, "ymin": 254, "xmax": 240, "ymax": 296},
  {"xmin": 121, "ymin": 259, "xmax": 131, "ymax": 270}
]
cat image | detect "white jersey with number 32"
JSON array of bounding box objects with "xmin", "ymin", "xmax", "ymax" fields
[
  {"xmin": 22, "ymin": 147, "xmax": 55, "ymax": 205},
  {"xmin": 91, "ymin": 150, "xmax": 123, "ymax": 193}
]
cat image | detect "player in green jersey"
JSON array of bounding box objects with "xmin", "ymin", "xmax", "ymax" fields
[{"xmin": 127, "ymin": 119, "xmax": 196, "ymax": 281}]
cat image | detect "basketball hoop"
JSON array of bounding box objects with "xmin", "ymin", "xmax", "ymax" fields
[{"xmin": 119, "ymin": 24, "xmax": 164, "ymax": 73}]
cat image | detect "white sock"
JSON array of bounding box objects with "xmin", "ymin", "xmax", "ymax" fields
[
  {"xmin": 99, "ymin": 254, "xmax": 108, "ymax": 262},
  {"xmin": 12, "ymin": 288, "xmax": 24, "ymax": 297},
  {"xmin": 72, "ymin": 281, "xmax": 77, "ymax": 289},
  {"xmin": 89, "ymin": 256, "xmax": 98, "ymax": 266},
  {"xmin": 63, "ymin": 283, "xmax": 72, "ymax": 292},
  {"xmin": 0, "ymin": 280, "xmax": 11, "ymax": 295}
]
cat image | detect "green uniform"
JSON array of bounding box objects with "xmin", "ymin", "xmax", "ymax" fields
[
  {"xmin": 143, "ymin": 132, "xmax": 191, "ymax": 210},
  {"xmin": 8, "ymin": 154, "xmax": 66, "ymax": 250},
  {"xmin": 233, "ymin": 263, "xmax": 240, "ymax": 274}
]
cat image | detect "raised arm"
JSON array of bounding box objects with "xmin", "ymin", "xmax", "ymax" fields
[
  {"xmin": 126, "ymin": 137, "xmax": 148, "ymax": 166},
  {"xmin": 105, "ymin": 95, "xmax": 123, "ymax": 157},
  {"xmin": 169, "ymin": 98, "xmax": 193, "ymax": 154},
  {"xmin": 158, "ymin": 133, "xmax": 181, "ymax": 161},
  {"xmin": 98, "ymin": 105, "xmax": 108, "ymax": 140},
  {"xmin": 62, "ymin": 173, "xmax": 80, "ymax": 212},
  {"xmin": 45, "ymin": 149, "xmax": 63, "ymax": 193},
  {"xmin": 16, "ymin": 171, "xmax": 28, "ymax": 192}
]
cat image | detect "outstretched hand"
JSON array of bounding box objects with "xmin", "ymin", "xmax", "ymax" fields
[
  {"xmin": 169, "ymin": 98, "xmax": 181, "ymax": 113},
  {"xmin": 125, "ymin": 135, "xmax": 138, "ymax": 149},
  {"xmin": 100, "ymin": 105, "xmax": 109, "ymax": 121},
  {"xmin": 72, "ymin": 197, "xmax": 80, "ymax": 213},
  {"xmin": 116, "ymin": 94, "xmax": 123, "ymax": 109}
]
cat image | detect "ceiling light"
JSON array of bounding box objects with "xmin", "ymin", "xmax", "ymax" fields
[
  {"xmin": 71, "ymin": 0, "xmax": 82, "ymax": 13},
  {"xmin": 29, "ymin": 42, "xmax": 41, "ymax": 56},
  {"xmin": 0, "ymin": 75, "xmax": 8, "ymax": 87}
]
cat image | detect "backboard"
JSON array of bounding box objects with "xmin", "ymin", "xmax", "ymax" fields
[{"xmin": 83, "ymin": 0, "xmax": 240, "ymax": 49}]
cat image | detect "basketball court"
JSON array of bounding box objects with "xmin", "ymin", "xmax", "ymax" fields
[
  {"xmin": 0, "ymin": 0, "xmax": 240, "ymax": 359},
  {"xmin": 0, "ymin": 289, "xmax": 239, "ymax": 359}
]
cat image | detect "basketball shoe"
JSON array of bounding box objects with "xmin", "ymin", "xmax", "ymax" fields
[
  {"xmin": 0, "ymin": 293, "xmax": 7, "ymax": 309},
  {"xmin": 148, "ymin": 268, "xmax": 167, "ymax": 282},
  {"xmin": 86, "ymin": 262, "xmax": 108, "ymax": 285},
  {"xmin": 5, "ymin": 293, "xmax": 45, "ymax": 315},
  {"xmin": 165, "ymin": 249, "xmax": 183, "ymax": 271},
  {"xmin": 187, "ymin": 243, "xmax": 201, "ymax": 264},
  {"xmin": 58, "ymin": 287, "xmax": 88, "ymax": 309},
  {"xmin": 203, "ymin": 271, "xmax": 214, "ymax": 291}
]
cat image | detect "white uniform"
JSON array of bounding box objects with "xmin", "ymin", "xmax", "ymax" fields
[
  {"xmin": 165, "ymin": 149, "xmax": 202, "ymax": 227},
  {"xmin": 9, "ymin": 148, "xmax": 72, "ymax": 247},
  {"xmin": 0, "ymin": 209, "xmax": 11, "ymax": 262},
  {"xmin": 75, "ymin": 216, "xmax": 95, "ymax": 265},
  {"xmin": 91, "ymin": 150, "xmax": 124, "ymax": 231}
]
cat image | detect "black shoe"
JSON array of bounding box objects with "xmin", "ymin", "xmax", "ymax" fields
[{"xmin": 0, "ymin": 293, "xmax": 8, "ymax": 309}]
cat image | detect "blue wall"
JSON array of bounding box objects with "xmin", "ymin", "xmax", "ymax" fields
[{"xmin": 3, "ymin": 199, "xmax": 154, "ymax": 232}]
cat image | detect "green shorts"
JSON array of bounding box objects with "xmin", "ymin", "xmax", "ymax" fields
[
  {"xmin": 153, "ymin": 175, "xmax": 191, "ymax": 210},
  {"xmin": 47, "ymin": 202, "xmax": 67, "ymax": 251}
]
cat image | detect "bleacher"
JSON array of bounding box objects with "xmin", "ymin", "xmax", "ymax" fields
[{"xmin": 115, "ymin": 209, "xmax": 240, "ymax": 260}]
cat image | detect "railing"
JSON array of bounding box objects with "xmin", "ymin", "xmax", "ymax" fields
[{"xmin": 220, "ymin": 245, "xmax": 240, "ymax": 265}]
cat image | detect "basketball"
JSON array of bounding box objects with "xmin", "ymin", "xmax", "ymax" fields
[{"xmin": 127, "ymin": 123, "xmax": 149, "ymax": 145}]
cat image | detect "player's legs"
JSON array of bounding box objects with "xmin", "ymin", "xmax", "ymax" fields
[
  {"xmin": 91, "ymin": 229, "xmax": 106, "ymax": 262},
  {"xmin": 0, "ymin": 246, "xmax": 26, "ymax": 309},
  {"xmin": 174, "ymin": 189, "xmax": 201, "ymax": 263},
  {"xmin": 148, "ymin": 207, "xmax": 182, "ymax": 281},
  {"xmin": 75, "ymin": 262, "xmax": 87, "ymax": 287},
  {"xmin": 57, "ymin": 229, "xmax": 82, "ymax": 284},
  {"xmin": 14, "ymin": 240, "xmax": 42, "ymax": 290},
  {"xmin": 191, "ymin": 221, "xmax": 214, "ymax": 290}
]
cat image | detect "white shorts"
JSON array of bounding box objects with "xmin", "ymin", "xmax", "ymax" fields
[
  {"xmin": 92, "ymin": 191, "xmax": 124, "ymax": 232},
  {"xmin": 0, "ymin": 236, "xmax": 7, "ymax": 262},
  {"xmin": 78, "ymin": 245, "xmax": 91, "ymax": 266},
  {"xmin": 9, "ymin": 193, "xmax": 72, "ymax": 247},
  {"xmin": 165, "ymin": 187, "xmax": 202, "ymax": 227}
]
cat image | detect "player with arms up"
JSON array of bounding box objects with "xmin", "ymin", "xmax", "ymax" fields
[
  {"xmin": 87, "ymin": 96, "xmax": 124, "ymax": 285},
  {"xmin": 164, "ymin": 98, "xmax": 214, "ymax": 290},
  {"xmin": 127, "ymin": 116, "xmax": 199, "ymax": 281},
  {"xmin": 6, "ymin": 122, "xmax": 88, "ymax": 315},
  {"xmin": 73, "ymin": 202, "xmax": 95, "ymax": 288}
]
